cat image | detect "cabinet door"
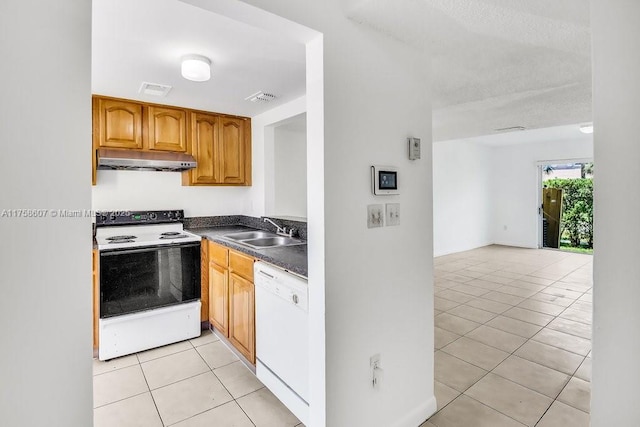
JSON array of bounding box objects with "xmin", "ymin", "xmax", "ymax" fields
[
  {"xmin": 95, "ymin": 98, "xmax": 143, "ymax": 149},
  {"xmin": 220, "ymin": 117, "xmax": 247, "ymax": 184},
  {"xmin": 209, "ymin": 261, "xmax": 229, "ymax": 336},
  {"xmin": 229, "ymin": 273, "xmax": 255, "ymax": 363},
  {"xmin": 186, "ymin": 112, "xmax": 220, "ymax": 184},
  {"xmin": 147, "ymin": 106, "xmax": 187, "ymax": 152},
  {"xmin": 200, "ymin": 241, "xmax": 209, "ymax": 323}
]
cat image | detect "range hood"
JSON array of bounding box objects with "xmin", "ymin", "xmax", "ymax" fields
[{"xmin": 97, "ymin": 148, "xmax": 196, "ymax": 172}]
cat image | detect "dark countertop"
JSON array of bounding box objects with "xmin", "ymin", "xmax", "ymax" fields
[{"xmin": 187, "ymin": 225, "xmax": 308, "ymax": 278}]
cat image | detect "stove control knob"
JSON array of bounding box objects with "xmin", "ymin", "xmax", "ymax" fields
[
  {"xmin": 174, "ymin": 211, "xmax": 182, "ymax": 219},
  {"xmin": 166, "ymin": 212, "xmax": 173, "ymax": 219},
  {"xmin": 149, "ymin": 212, "xmax": 157, "ymax": 220}
]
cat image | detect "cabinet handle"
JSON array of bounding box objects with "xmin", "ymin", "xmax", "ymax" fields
[{"xmin": 292, "ymin": 294, "xmax": 299, "ymax": 304}]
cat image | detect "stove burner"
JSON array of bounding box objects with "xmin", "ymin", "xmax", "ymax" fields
[
  {"xmin": 160, "ymin": 232, "xmax": 181, "ymax": 236},
  {"xmin": 109, "ymin": 239, "xmax": 134, "ymax": 244},
  {"xmin": 106, "ymin": 235, "xmax": 137, "ymax": 241},
  {"xmin": 159, "ymin": 234, "xmax": 188, "ymax": 240}
]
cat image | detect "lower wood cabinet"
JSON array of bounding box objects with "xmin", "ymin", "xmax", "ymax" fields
[
  {"xmin": 209, "ymin": 261, "xmax": 229, "ymax": 335},
  {"xmin": 228, "ymin": 273, "xmax": 255, "ymax": 362},
  {"xmin": 200, "ymin": 242, "xmax": 209, "ymax": 323},
  {"xmin": 206, "ymin": 240, "xmax": 255, "ymax": 363}
]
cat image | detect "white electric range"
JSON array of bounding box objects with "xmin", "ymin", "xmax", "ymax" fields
[{"xmin": 95, "ymin": 210, "xmax": 202, "ymax": 360}]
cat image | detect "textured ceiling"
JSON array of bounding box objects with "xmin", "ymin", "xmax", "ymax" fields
[
  {"xmin": 346, "ymin": 0, "xmax": 592, "ymax": 141},
  {"xmin": 92, "ymin": 0, "xmax": 306, "ymax": 117}
]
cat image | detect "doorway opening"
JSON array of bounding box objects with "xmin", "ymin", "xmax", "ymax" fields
[{"xmin": 539, "ymin": 160, "xmax": 594, "ymax": 253}]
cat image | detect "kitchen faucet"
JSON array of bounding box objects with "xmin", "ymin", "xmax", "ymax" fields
[{"xmin": 263, "ymin": 217, "xmax": 295, "ymax": 237}]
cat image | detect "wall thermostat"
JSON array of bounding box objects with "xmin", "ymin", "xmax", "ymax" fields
[
  {"xmin": 408, "ymin": 137, "xmax": 421, "ymax": 160},
  {"xmin": 371, "ymin": 165, "xmax": 399, "ymax": 195}
]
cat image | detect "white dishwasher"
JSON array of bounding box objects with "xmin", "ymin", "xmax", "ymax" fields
[{"xmin": 254, "ymin": 261, "xmax": 308, "ymax": 425}]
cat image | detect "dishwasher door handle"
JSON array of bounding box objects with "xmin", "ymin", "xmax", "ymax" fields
[{"xmin": 257, "ymin": 270, "xmax": 275, "ymax": 279}]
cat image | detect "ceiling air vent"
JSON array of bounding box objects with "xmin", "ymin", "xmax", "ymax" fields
[
  {"xmin": 245, "ymin": 91, "xmax": 277, "ymax": 103},
  {"xmin": 494, "ymin": 126, "xmax": 526, "ymax": 132},
  {"xmin": 138, "ymin": 82, "xmax": 172, "ymax": 97}
]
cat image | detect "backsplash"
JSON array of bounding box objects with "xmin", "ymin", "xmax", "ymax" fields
[
  {"xmin": 183, "ymin": 215, "xmax": 243, "ymax": 228},
  {"xmin": 184, "ymin": 215, "xmax": 307, "ymax": 240}
]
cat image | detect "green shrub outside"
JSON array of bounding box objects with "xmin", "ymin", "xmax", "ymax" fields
[{"xmin": 544, "ymin": 178, "xmax": 593, "ymax": 249}]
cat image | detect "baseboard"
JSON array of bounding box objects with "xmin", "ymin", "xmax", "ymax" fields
[
  {"xmin": 391, "ymin": 395, "xmax": 437, "ymax": 427},
  {"xmin": 434, "ymin": 243, "xmax": 493, "ymax": 257},
  {"xmin": 490, "ymin": 241, "xmax": 538, "ymax": 250}
]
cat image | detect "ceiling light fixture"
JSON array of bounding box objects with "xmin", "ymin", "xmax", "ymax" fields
[
  {"xmin": 579, "ymin": 124, "xmax": 594, "ymax": 134},
  {"xmin": 181, "ymin": 54, "xmax": 211, "ymax": 82}
]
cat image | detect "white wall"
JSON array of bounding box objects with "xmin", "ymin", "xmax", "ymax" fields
[
  {"xmin": 489, "ymin": 137, "xmax": 593, "ymax": 248},
  {"xmin": 238, "ymin": 2, "xmax": 436, "ymax": 426},
  {"xmin": 252, "ymin": 95, "xmax": 307, "ymax": 217},
  {"xmin": 432, "ymin": 127, "xmax": 593, "ymax": 255},
  {"xmin": 591, "ymin": 0, "xmax": 640, "ymax": 424},
  {"xmin": 92, "ymin": 171, "xmax": 256, "ymax": 217},
  {"xmin": 274, "ymin": 126, "xmax": 307, "ymax": 217},
  {"xmin": 433, "ymin": 140, "xmax": 492, "ymax": 256},
  {"xmin": 0, "ymin": 1, "xmax": 93, "ymax": 425}
]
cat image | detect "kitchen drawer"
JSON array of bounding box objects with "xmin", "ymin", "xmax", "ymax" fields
[
  {"xmin": 208, "ymin": 240, "xmax": 228, "ymax": 267},
  {"xmin": 229, "ymin": 250, "xmax": 254, "ymax": 281}
]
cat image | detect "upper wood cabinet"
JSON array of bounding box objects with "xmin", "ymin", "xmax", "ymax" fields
[
  {"xmin": 146, "ymin": 105, "xmax": 187, "ymax": 152},
  {"xmin": 220, "ymin": 117, "xmax": 247, "ymax": 184},
  {"xmin": 186, "ymin": 112, "xmax": 221, "ymax": 185},
  {"xmin": 183, "ymin": 113, "xmax": 251, "ymax": 186},
  {"xmin": 92, "ymin": 95, "xmax": 251, "ymax": 186},
  {"xmin": 94, "ymin": 98, "xmax": 143, "ymax": 149}
]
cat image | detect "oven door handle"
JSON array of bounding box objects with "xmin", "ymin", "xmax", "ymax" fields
[{"xmin": 99, "ymin": 242, "xmax": 201, "ymax": 256}]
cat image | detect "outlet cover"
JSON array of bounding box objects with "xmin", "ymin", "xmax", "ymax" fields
[
  {"xmin": 386, "ymin": 203, "xmax": 400, "ymax": 226},
  {"xmin": 367, "ymin": 204, "xmax": 384, "ymax": 228}
]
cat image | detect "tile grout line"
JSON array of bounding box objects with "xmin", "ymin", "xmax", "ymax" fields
[
  {"xmin": 532, "ymin": 354, "xmax": 591, "ymax": 426},
  {"xmin": 136, "ymin": 353, "xmax": 164, "ymax": 425},
  {"xmin": 93, "ymin": 389, "xmax": 149, "ymax": 410},
  {"xmin": 192, "ymin": 335, "xmax": 260, "ymax": 427},
  {"xmin": 433, "ymin": 251, "xmax": 592, "ymax": 424}
]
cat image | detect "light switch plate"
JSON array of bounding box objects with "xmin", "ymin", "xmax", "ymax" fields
[
  {"xmin": 367, "ymin": 204, "xmax": 384, "ymax": 228},
  {"xmin": 408, "ymin": 137, "xmax": 421, "ymax": 160},
  {"xmin": 386, "ymin": 203, "xmax": 400, "ymax": 226}
]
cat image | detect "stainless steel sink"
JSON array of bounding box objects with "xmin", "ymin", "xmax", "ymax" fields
[
  {"xmin": 222, "ymin": 231, "xmax": 306, "ymax": 249},
  {"xmin": 223, "ymin": 231, "xmax": 274, "ymax": 241}
]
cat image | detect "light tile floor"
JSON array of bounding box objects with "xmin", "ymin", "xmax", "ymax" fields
[
  {"xmin": 424, "ymin": 245, "xmax": 592, "ymax": 427},
  {"xmin": 93, "ymin": 331, "xmax": 304, "ymax": 427},
  {"xmin": 95, "ymin": 245, "xmax": 592, "ymax": 427}
]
